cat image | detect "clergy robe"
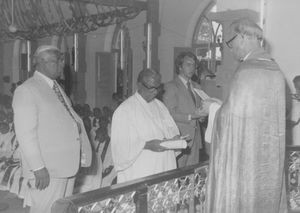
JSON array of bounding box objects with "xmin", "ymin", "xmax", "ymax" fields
[
  {"xmin": 111, "ymin": 92, "xmax": 178, "ymax": 183},
  {"xmin": 206, "ymin": 48, "xmax": 287, "ymax": 213}
]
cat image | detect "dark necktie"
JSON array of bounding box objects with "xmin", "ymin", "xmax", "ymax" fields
[
  {"xmin": 53, "ymin": 81, "xmax": 76, "ymax": 121},
  {"xmin": 187, "ymin": 81, "xmax": 196, "ymax": 106}
]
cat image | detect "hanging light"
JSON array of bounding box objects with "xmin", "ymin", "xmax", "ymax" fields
[
  {"xmin": 146, "ymin": 23, "xmax": 152, "ymax": 69},
  {"xmin": 120, "ymin": 28, "xmax": 124, "ymax": 70},
  {"xmin": 27, "ymin": 41, "xmax": 31, "ymax": 72},
  {"xmin": 73, "ymin": 33, "xmax": 78, "ymax": 72},
  {"xmin": 8, "ymin": 0, "xmax": 17, "ymax": 33}
]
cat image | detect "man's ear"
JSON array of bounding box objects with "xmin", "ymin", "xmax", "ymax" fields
[{"xmin": 178, "ymin": 66, "xmax": 183, "ymax": 72}]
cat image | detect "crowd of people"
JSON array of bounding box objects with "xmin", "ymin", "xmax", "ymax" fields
[
  {"xmin": 72, "ymin": 103, "xmax": 117, "ymax": 192},
  {"xmin": 0, "ymin": 17, "xmax": 293, "ymax": 213},
  {"xmin": 0, "ymin": 94, "xmax": 25, "ymax": 198}
]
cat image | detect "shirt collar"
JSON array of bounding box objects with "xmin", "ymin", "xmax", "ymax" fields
[
  {"xmin": 35, "ymin": 71, "xmax": 54, "ymax": 88},
  {"xmin": 135, "ymin": 91, "xmax": 156, "ymax": 104},
  {"xmin": 178, "ymin": 75, "xmax": 191, "ymax": 88}
]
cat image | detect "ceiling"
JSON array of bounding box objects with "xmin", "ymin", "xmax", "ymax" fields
[{"xmin": 0, "ymin": 0, "xmax": 147, "ymax": 41}]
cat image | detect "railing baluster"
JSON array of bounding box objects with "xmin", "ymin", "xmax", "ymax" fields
[{"xmin": 136, "ymin": 186, "xmax": 148, "ymax": 213}]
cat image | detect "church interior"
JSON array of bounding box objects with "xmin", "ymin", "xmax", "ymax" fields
[{"xmin": 0, "ymin": 0, "xmax": 300, "ymax": 212}]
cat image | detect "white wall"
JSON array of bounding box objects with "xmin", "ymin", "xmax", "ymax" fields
[
  {"xmin": 216, "ymin": 0, "xmax": 300, "ymax": 91},
  {"xmin": 217, "ymin": 0, "xmax": 260, "ymax": 12},
  {"xmin": 265, "ymin": 0, "xmax": 300, "ymax": 91}
]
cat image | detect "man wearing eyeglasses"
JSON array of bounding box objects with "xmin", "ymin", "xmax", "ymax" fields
[
  {"xmin": 111, "ymin": 68, "xmax": 182, "ymax": 183},
  {"xmin": 205, "ymin": 18, "xmax": 287, "ymax": 213},
  {"xmin": 12, "ymin": 45, "xmax": 92, "ymax": 213}
]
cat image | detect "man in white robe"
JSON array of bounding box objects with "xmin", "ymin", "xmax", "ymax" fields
[{"xmin": 111, "ymin": 69, "xmax": 180, "ymax": 183}]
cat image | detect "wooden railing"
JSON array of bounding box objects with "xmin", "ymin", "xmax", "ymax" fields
[{"xmin": 52, "ymin": 162, "xmax": 209, "ymax": 213}]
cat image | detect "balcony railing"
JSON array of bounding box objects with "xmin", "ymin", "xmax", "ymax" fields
[
  {"xmin": 52, "ymin": 162, "xmax": 209, "ymax": 213},
  {"xmin": 52, "ymin": 145, "xmax": 300, "ymax": 213},
  {"xmin": 286, "ymin": 145, "xmax": 300, "ymax": 211}
]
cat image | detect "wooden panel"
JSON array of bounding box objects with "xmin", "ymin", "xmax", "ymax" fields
[
  {"xmin": 0, "ymin": 42, "xmax": 3, "ymax": 93},
  {"xmin": 19, "ymin": 54, "xmax": 29, "ymax": 82},
  {"xmin": 95, "ymin": 52, "xmax": 115, "ymax": 108}
]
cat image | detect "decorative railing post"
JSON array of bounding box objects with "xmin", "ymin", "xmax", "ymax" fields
[
  {"xmin": 135, "ymin": 186, "xmax": 148, "ymax": 212},
  {"xmin": 286, "ymin": 145, "xmax": 300, "ymax": 211}
]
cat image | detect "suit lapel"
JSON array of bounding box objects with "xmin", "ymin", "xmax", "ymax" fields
[
  {"xmin": 32, "ymin": 73, "xmax": 78, "ymax": 121},
  {"xmin": 191, "ymin": 81, "xmax": 203, "ymax": 108},
  {"xmin": 174, "ymin": 77, "xmax": 202, "ymax": 108},
  {"xmin": 175, "ymin": 77, "xmax": 192, "ymax": 101},
  {"xmin": 32, "ymin": 72, "xmax": 57, "ymax": 100}
]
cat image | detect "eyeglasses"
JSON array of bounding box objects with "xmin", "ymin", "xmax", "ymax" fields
[
  {"xmin": 46, "ymin": 56, "xmax": 65, "ymax": 64},
  {"xmin": 225, "ymin": 34, "xmax": 238, "ymax": 48},
  {"xmin": 141, "ymin": 81, "xmax": 161, "ymax": 91}
]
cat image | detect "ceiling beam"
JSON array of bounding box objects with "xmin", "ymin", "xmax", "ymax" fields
[{"xmin": 60, "ymin": 0, "xmax": 147, "ymax": 10}]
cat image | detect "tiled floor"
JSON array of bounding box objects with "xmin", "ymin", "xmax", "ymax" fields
[{"xmin": 0, "ymin": 191, "xmax": 28, "ymax": 213}]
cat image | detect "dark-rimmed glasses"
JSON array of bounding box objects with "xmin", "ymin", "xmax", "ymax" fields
[
  {"xmin": 141, "ymin": 81, "xmax": 161, "ymax": 91},
  {"xmin": 46, "ymin": 55, "xmax": 65, "ymax": 64},
  {"xmin": 226, "ymin": 34, "xmax": 238, "ymax": 48}
]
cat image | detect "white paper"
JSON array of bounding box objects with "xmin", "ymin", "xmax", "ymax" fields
[{"xmin": 160, "ymin": 139, "xmax": 187, "ymax": 149}]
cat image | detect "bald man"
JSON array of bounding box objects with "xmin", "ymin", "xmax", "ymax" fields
[
  {"xmin": 12, "ymin": 45, "xmax": 92, "ymax": 213},
  {"xmin": 111, "ymin": 68, "xmax": 182, "ymax": 183},
  {"xmin": 205, "ymin": 18, "xmax": 287, "ymax": 213}
]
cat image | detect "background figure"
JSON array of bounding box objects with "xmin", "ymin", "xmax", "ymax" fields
[
  {"xmin": 111, "ymin": 92, "xmax": 123, "ymax": 112},
  {"xmin": 12, "ymin": 45, "xmax": 92, "ymax": 213},
  {"xmin": 96, "ymin": 122, "xmax": 117, "ymax": 187},
  {"xmin": 163, "ymin": 51, "xmax": 208, "ymax": 168},
  {"xmin": 111, "ymin": 68, "xmax": 182, "ymax": 183},
  {"xmin": 286, "ymin": 75, "xmax": 300, "ymax": 145},
  {"xmin": 205, "ymin": 18, "xmax": 287, "ymax": 213}
]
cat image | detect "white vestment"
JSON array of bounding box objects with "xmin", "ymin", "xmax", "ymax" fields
[{"xmin": 111, "ymin": 92, "xmax": 179, "ymax": 183}]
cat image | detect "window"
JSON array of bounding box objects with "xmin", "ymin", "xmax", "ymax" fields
[{"xmin": 192, "ymin": 7, "xmax": 223, "ymax": 80}]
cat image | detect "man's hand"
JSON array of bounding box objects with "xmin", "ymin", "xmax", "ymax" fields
[
  {"xmin": 144, "ymin": 139, "xmax": 167, "ymax": 152},
  {"xmin": 190, "ymin": 107, "xmax": 208, "ymax": 121},
  {"xmin": 33, "ymin": 167, "xmax": 50, "ymax": 190}
]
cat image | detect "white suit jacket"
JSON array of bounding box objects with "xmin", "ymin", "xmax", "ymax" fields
[{"xmin": 12, "ymin": 72, "xmax": 92, "ymax": 178}]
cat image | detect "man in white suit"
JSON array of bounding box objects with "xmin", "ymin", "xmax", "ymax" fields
[{"xmin": 12, "ymin": 45, "xmax": 92, "ymax": 213}]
